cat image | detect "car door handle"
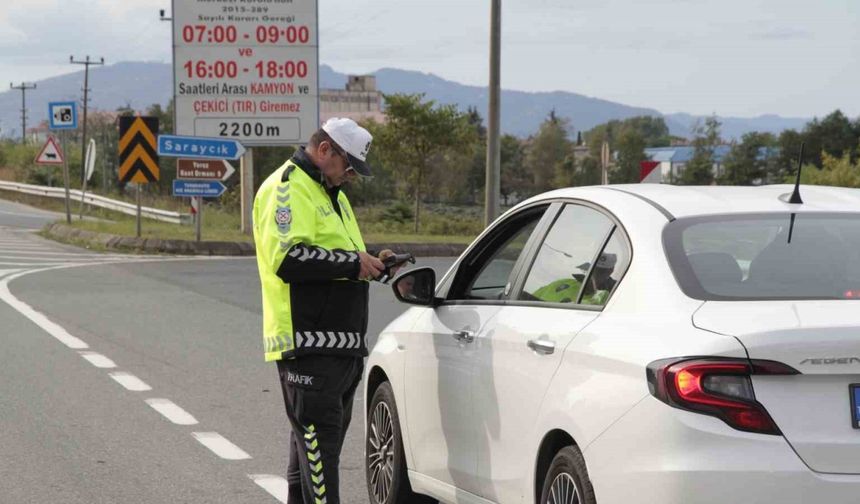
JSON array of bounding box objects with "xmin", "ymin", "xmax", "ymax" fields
[
  {"xmin": 527, "ymin": 339, "xmax": 556, "ymax": 355},
  {"xmin": 452, "ymin": 330, "xmax": 475, "ymax": 344}
]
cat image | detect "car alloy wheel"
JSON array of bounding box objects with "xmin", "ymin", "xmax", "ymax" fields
[
  {"xmin": 366, "ymin": 381, "xmax": 435, "ymax": 504},
  {"xmin": 540, "ymin": 446, "xmax": 596, "ymax": 504},
  {"xmin": 547, "ymin": 473, "xmax": 580, "ymax": 504},
  {"xmin": 368, "ymin": 400, "xmax": 395, "ymax": 502}
]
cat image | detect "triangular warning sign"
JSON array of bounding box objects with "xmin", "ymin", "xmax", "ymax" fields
[{"xmin": 35, "ymin": 136, "xmax": 64, "ymax": 165}]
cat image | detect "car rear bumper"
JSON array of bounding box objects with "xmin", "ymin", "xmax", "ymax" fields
[{"xmin": 584, "ymin": 396, "xmax": 860, "ymax": 504}]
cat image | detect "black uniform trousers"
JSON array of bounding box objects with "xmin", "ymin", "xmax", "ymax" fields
[{"xmin": 277, "ymin": 355, "xmax": 364, "ymax": 504}]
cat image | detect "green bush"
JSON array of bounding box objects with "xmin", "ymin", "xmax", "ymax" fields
[{"xmin": 380, "ymin": 200, "xmax": 413, "ymax": 224}]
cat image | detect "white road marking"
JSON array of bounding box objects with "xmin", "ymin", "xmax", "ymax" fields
[
  {"xmin": 0, "ymin": 281, "xmax": 89, "ymax": 349},
  {"xmin": 109, "ymin": 372, "xmax": 152, "ymax": 391},
  {"xmin": 79, "ymin": 351, "xmax": 116, "ymax": 368},
  {"xmin": 146, "ymin": 398, "xmax": 199, "ymax": 425},
  {"xmin": 249, "ymin": 474, "xmax": 289, "ymax": 503},
  {"xmin": 0, "ymin": 263, "xmax": 65, "ymax": 267},
  {"xmin": 0, "ymin": 255, "xmax": 115, "ymax": 262},
  {"xmin": 192, "ymin": 432, "xmax": 252, "ymax": 460},
  {"xmin": 0, "ymin": 250, "xmax": 128, "ymax": 257}
]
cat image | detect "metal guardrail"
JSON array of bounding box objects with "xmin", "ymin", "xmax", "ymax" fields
[{"xmin": 0, "ymin": 181, "xmax": 191, "ymax": 225}]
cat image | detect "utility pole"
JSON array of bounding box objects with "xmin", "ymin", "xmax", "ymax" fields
[
  {"xmin": 70, "ymin": 55, "xmax": 104, "ymax": 184},
  {"xmin": 484, "ymin": 0, "xmax": 502, "ymax": 227},
  {"xmin": 10, "ymin": 82, "xmax": 36, "ymax": 143}
]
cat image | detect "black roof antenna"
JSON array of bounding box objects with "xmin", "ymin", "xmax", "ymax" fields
[
  {"xmin": 786, "ymin": 143, "xmax": 805, "ymax": 244},
  {"xmin": 788, "ymin": 143, "xmax": 805, "ymax": 204}
]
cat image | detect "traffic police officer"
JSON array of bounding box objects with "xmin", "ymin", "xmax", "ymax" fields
[{"xmin": 253, "ymin": 118, "xmax": 389, "ymax": 504}]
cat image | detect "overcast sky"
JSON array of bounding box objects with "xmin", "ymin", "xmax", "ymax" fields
[{"xmin": 1, "ymin": 0, "xmax": 857, "ymax": 118}]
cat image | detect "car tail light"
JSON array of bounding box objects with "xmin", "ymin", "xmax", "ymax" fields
[{"xmin": 647, "ymin": 358, "xmax": 799, "ymax": 435}]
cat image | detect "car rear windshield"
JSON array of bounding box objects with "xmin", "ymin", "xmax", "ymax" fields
[{"xmin": 663, "ymin": 213, "xmax": 860, "ymax": 301}]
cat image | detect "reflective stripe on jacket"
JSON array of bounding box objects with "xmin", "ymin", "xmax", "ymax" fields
[{"xmin": 253, "ymin": 149, "xmax": 369, "ymax": 362}]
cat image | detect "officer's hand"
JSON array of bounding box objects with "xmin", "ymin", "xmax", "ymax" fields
[
  {"xmin": 358, "ymin": 252, "xmax": 384, "ymax": 281},
  {"xmin": 378, "ymin": 249, "xmax": 405, "ymax": 277}
]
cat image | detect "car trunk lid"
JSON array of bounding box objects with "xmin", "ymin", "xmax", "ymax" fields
[{"xmin": 694, "ymin": 301, "xmax": 860, "ymax": 474}]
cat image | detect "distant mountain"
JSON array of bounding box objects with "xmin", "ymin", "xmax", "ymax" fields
[
  {"xmin": 664, "ymin": 112, "xmax": 810, "ymax": 142},
  {"xmin": 0, "ymin": 62, "xmax": 170, "ymax": 139},
  {"xmin": 0, "ymin": 61, "xmax": 810, "ymax": 141}
]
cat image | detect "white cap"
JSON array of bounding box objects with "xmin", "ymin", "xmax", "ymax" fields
[{"xmin": 322, "ymin": 117, "xmax": 373, "ymax": 176}]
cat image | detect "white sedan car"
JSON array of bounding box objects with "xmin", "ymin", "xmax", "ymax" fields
[{"xmin": 364, "ymin": 184, "xmax": 860, "ymax": 504}]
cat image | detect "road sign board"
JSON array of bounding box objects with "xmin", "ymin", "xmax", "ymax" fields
[
  {"xmin": 172, "ymin": 180, "xmax": 227, "ymax": 198},
  {"xmin": 35, "ymin": 136, "xmax": 64, "ymax": 165},
  {"xmin": 172, "ymin": 0, "xmax": 319, "ymax": 146},
  {"xmin": 119, "ymin": 116, "xmax": 160, "ymax": 184},
  {"xmin": 48, "ymin": 101, "xmax": 78, "ymax": 130},
  {"xmin": 640, "ymin": 161, "xmax": 661, "ymax": 183},
  {"xmin": 85, "ymin": 139, "xmax": 97, "ymax": 182},
  {"xmin": 158, "ymin": 135, "xmax": 246, "ymax": 160},
  {"xmin": 177, "ymin": 159, "xmax": 235, "ymax": 181}
]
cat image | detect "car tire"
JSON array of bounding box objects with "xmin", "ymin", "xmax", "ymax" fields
[
  {"xmin": 366, "ymin": 382, "xmax": 436, "ymax": 504},
  {"xmin": 539, "ymin": 445, "xmax": 596, "ymax": 504}
]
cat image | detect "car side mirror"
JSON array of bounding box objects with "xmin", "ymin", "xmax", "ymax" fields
[{"xmin": 392, "ymin": 267, "xmax": 438, "ymax": 306}]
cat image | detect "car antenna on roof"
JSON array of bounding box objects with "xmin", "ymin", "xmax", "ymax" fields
[
  {"xmin": 788, "ymin": 143, "xmax": 805, "ymax": 204},
  {"xmin": 786, "ymin": 143, "xmax": 805, "ymax": 244}
]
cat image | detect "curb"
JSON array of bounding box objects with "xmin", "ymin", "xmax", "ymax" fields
[{"xmin": 42, "ymin": 224, "xmax": 467, "ymax": 257}]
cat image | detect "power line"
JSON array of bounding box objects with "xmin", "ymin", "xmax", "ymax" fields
[
  {"xmin": 70, "ymin": 55, "xmax": 104, "ymax": 184},
  {"xmin": 9, "ymin": 82, "xmax": 36, "ymax": 143}
]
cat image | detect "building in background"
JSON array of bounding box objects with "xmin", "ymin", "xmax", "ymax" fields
[
  {"xmin": 642, "ymin": 146, "xmax": 733, "ymax": 183},
  {"xmin": 320, "ymin": 75, "xmax": 385, "ymax": 124}
]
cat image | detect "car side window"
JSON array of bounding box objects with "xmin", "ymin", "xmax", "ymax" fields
[
  {"xmin": 579, "ymin": 228, "xmax": 630, "ymax": 306},
  {"xmin": 519, "ymin": 204, "xmax": 614, "ymax": 304},
  {"xmin": 449, "ymin": 208, "xmax": 547, "ymax": 301}
]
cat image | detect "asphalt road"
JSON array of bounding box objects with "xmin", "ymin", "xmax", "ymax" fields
[{"xmin": 0, "ymin": 196, "xmax": 456, "ymax": 504}]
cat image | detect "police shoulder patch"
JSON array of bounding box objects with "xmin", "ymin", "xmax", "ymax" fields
[{"xmin": 275, "ymin": 206, "xmax": 292, "ymax": 233}]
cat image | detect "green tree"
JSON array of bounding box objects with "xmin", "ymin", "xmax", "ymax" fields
[
  {"xmin": 718, "ymin": 132, "xmax": 776, "ymax": 185},
  {"xmin": 776, "ymin": 129, "xmax": 804, "ymax": 181},
  {"xmin": 372, "ymin": 93, "xmax": 475, "ymax": 232},
  {"xmin": 524, "ymin": 111, "xmax": 573, "ymax": 192},
  {"xmin": 574, "ymin": 157, "xmax": 603, "ymax": 186},
  {"xmin": 610, "ymin": 129, "xmax": 646, "ymax": 183},
  {"xmin": 796, "ymin": 152, "xmax": 860, "ymax": 188},
  {"xmin": 680, "ymin": 116, "xmax": 721, "ymax": 185},
  {"xmin": 585, "ymin": 115, "xmax": 671, "ymax": 155},
  {"xmin": 802, "ymin": 110, "xmax": 858, "ymax": 166},
  {"xmin": 500, "ymin": 134, "xmax": 530, "ymax": 204}
]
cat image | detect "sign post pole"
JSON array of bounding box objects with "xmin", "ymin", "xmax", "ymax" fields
[
  {"xmin": 136, "ymin": 184, "xmax": 142, "ymax": 238},
  {"xmin": 79, "ymin": 138, "xmax": 96, "ymax": 219},
  {"xmin": 196, "ymin": 196, "xmax": 203, "ymax": 242},
  {"xmin": 241, "ymin": 148, "xmax": 254, "ymax": 235},
  {"xmin": 61, "ymin": 131, "xmax": 71, "ymax": 224}
]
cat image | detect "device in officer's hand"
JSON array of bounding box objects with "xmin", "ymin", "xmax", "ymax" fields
[{"xmin": 378, "ymin": 253, "xmax": 416, "ymax": 284}]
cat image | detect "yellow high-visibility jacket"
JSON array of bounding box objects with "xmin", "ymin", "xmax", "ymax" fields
[{"xmin": 253, "ymin": 148, "xmax": 369, "ymax": 362}]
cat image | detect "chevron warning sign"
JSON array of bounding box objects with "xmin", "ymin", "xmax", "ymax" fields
[{"xmin": 119, "ymin": 116, "xmax": 159, "ymax": 184}]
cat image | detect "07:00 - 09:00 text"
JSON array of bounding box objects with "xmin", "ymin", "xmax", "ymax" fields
[{"xmin": 219, "ymin": 122, "xmax": 281, "ymax": 137}]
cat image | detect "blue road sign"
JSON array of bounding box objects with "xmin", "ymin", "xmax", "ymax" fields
[
  {"xmin": 48, "ymin": 101, "xmax": 78, "ymax": 130},
  {"xmin": 172, "ymin": 180, "xmax": 227, "ymax": 198},
  {"xmin": 158, "ymin": 135, "xmax": 246, "ymax": 160}
]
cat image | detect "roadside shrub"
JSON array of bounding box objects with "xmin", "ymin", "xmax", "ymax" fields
[{"xmin": 381, "ymin": 200, "xmax": 413, "ymax": 224}]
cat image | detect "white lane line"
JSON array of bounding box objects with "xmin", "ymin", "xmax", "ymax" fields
[
  {"xmin": 0, "ymin": 255, "xmax": 119, "ymax": 262},
  {"xmin": 109, "ymin": 372, "xmax": 152, "ymax": 391},
  {"xmin": 192, "ymin": 432, "xmax": 252, "ymax": 460},
  {"xmin": 0, "ymin": 262, "xmax": 65, "ymax": 267},
  {"xmin": 249, "ymin": 475, "xmax": 289, "ymax": 503},
  {"xmin": 0, "ymin": 281, "xmax": 88, "ymax": 349},
  {"xmin": 79, "ymin": 351, "xmax": 116, "ymax": 368},
  {"xmin": 0, "ymin": 250, "xmax": 128, "ymax": 257},
  {"xmin": 146, "ymin": 398, "xmax": 199, "ymax": 425},
  {"xmin": 0, "ymin": 268, "xmax": 22, "ymax": 279}
]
